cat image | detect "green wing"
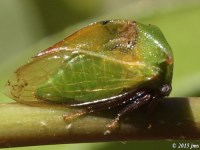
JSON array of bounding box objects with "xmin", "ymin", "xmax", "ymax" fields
[{"xmin": 36, "ymin": 52, "xmax": 147, "ymax": 103}]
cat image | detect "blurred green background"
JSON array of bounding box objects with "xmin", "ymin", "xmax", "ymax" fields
[{"xmin": 0, "ymin": 0, "xmax": 200, "ymax": 149}]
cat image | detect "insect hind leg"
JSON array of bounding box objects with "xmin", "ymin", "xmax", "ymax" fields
[{"xmin": 105, "ymin": 92, "xmax": 152, "ymax": 134}]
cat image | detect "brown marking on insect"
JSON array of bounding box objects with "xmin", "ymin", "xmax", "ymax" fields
[
  {"xmin": 7, "ymin": 80, "xmax": 11, "ymax": 86},
  {"xmin": 103, "ymin": 21, "xmax": 138, "ymax": 53},
  {"xmin": 12, "ymin": 85, "xmax": 19, "ymax": 90},
  {"xmin": 11, "ymin": 91, "xmax": 19, "ymax": 99},
  {"xmin": 10, "ymin": 84, "xmax": 21, "ymax": 99},
  {"xmin": 100, "ymin": 20, "xmax": 110, "ymax": 25},
  {"xmin": 8, "ymin": 72, "xmax": 29, "ymax": 100},
  {"xmin": 117, "ymin": 21, "xmax": 138, "ymax": 51},
  {"xmin": 148, "ymin": 74, "xmax": 160, "ymax": 82},
  {"xmin": 166, "ymin": 56, "xmax": 173, "ymax": 65},
  {"xmin": 118, "ymin": 21, "xmax": 137, "ymax": 42}
]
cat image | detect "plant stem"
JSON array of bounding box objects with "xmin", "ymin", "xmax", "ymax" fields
[{"xmin": 0, "ymin": 97, "xmax": 200, "ymax": 148}]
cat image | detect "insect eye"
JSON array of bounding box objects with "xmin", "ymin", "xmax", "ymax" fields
[{"xmin": 160, "ymin": 84, "xmax": 172, "ymax": 96}]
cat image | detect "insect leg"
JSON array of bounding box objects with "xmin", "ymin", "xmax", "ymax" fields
[
  {"xmin": 63, "ymin": 90, "xmax": 146, "ymax": 120},
  {"xmin": 146, "ymin": 95, "xmax": 163, "ymax": 127},
  {"xmin": 147, "ymin": 95, "xmax": 159, "ymax": 115},
  {"xmin": 105, "ymin": 93, "xmax": 152, "ymax": 133}
]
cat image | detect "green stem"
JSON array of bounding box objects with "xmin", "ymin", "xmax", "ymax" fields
[{"xmin": 0, "ymin": 97, "xmax": 200, "ymax": 148}]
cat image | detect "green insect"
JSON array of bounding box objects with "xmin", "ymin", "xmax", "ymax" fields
[{"xmin": 4, "ymin": 20, "xmax": 173, "ymax": 131}]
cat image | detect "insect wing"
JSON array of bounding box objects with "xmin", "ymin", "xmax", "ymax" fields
[
  {"xmin": 35, "ymin": 50, "xmax": 150, "ymax": 103},
  {"xmin": 4, "ymin": 49, "xmax": 72, "ymax": 102}
]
